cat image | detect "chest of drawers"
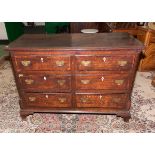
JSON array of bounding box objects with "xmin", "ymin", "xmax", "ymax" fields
[
  {"xmin": 6, "ymin": 33, "xmax": 143, "ymax": 122},
  {"xmin": 137, "ymin": 26, "xmax": 155, "ymax": 71}
]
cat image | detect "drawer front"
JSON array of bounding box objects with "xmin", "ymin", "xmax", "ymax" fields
[
  {"xmin": 76, "ymin": 55, "xmax": 133, "ymax": 71},
  {"xmin": 76, "ymin": 74, "xmax": 129, "ymax": 90},
  {"xmin": 76, "ymin": 94, "xmax": 128, "ymax": 108},
  {"xmin": 24, "ymin": 93, "xmax": 71, "ymax": 108},
  {"xmin": 18, "ymin": 74, "xmax": 71, "ymax": 92},
  {"xmin": 14, "ymin": 55, "xmax": 71, "ymax": 71}
]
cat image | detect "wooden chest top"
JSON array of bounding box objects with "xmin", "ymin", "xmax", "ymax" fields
[{"xmin": 6, "ymin": 33, "xmax": 144, "ymax": 51}]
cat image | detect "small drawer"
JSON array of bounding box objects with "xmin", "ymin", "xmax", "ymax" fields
[
  {"xmin": 24, "ymin": 93, "xmax": 71, "ymax": 108},
  {"xmin": 76, "ymin": 73, "xmax": 129, "ymax": 90},
  {"xmin": 14, "ymin": 55, "xmax": 71, "ymax": 71},
  {"xmin": 18, "ymin": 73, "xmax": 71, "ymax": 92},
  {"xmin": 76, "ymin": 94, "xmax": 128, "ymax": 108},
  {"xmin": 76, "ymin": 55, "xmax": 133, "ymax": 71}
]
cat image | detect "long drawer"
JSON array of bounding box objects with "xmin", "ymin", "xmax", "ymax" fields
[
  {"xmin": 18, "ymin": 73, "xmax": 71, "ymax": 92},
  {"xmin": 23, "ymin": 93, "xmax": 72, "ymax": 108},
  {"xmin": 76, "ymin": 55, "xmax": 133, "ymax": 71},
  {"xmin": 76, "ymin": 93, "xmax": 128, "ymax": 108},
  {"xmin": 76, "ymin": 73, "xmax": 129, "ymax": 90},
  {"xmin": 14, "ymin": 55, "xmax": 71, "ymax": 71}
]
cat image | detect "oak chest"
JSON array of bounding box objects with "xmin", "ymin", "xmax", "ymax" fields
[{"xmin": 6, "ymin": 33, "xmax": 144, "ymax": 122}]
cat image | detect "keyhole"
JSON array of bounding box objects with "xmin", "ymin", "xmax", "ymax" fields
[
  {"xmin": 103, "ymin": 57, "xmax": 106, "ymax": 62},
  {"xmin": 101, "ymin": 77, "xmax": 104, "ymax": 81},
  {"xmin": 99, "ymin": 95, "xmax": 102, "ymax": 99},
  {"xmin": 41, "ymin": 58, "xmax": 44, "ymax": 62}
]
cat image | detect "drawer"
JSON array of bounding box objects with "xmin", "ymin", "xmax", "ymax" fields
[
  {"xmin": 23, "ymin": 93, "xmax": 71, "ymax": 108},
  {"xmin": 76, "ymin": 94, "xmax": 128, "ymax": 108},
  {"xmin": 76, "ymin": 73, "xmax": 129, "ymax": 90},
  {"xmin": 76, "ymin": 55, "xmax": 133, "ymax": 71},
  {"xmin": 14, "ymin": 55, "xmax": 71, "ymax": 71},
  {"xmin": 18, "ymin": 73, "xmax": 71, "ymax": 92}
]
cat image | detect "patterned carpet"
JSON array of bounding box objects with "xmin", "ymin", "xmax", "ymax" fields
[{"xmin": 0, "ymin": 62, "xmax": 155, "ymax": 133}]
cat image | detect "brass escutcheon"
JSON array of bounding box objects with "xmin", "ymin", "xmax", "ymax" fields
[
  {"xmin": 57, "ymin": 80, "xmax": 66, "ymax": 86},
  {"xmin": 99, "ymin": 95, "xmax": 103, "ymax": 100},
  {"xmin": 56, "ymin": 60, "xmax": 65, "ymax": 67},
  {"xmin": 40, "ymin": 58, "xmax": 44, "ymax": 62},
  {"xmin": 115, "ymin": 80, "xmax": 124, "ymax": 85},
  {"xmin": 58, "ymin": 97, "xmax": 66, "ymax": 103},
  {"xmin": 101, "ymin": 76, "xmax": 104, "ymax": 81},
  {"xmin": 102, "ymin": 57, "xmax": 106, "ymax": 62},
  {"xmin": 81, "ymin": 60, "xmax": 91, "ymax": 67},
  {"xmin": 81, "ymin": 79, "xmax": 90, "ymax": 84},
  {"xmin": 21, "ymin": 60, "xmax": 31, "ymax": 66},
  {"xmin": 25, "ymin": 79, "xmax": 34, "ymax": 85},
  {"xmin": 28, "ymin": 97, "xmax": 36, "ymax": 102},
  {"xmin": 118, "ymin": 60, "xmax": 128, "ymax": 67}
]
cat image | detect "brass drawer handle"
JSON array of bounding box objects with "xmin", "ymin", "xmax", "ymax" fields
[
  {"xmin": 113, "ymin": 98, "xmax": 121, "ymax": 103},
  {"xmin": 118, "ymin": 60, "xmax": 128, "ymax": 67},
  {"xmin": 56, "ymin": 60, "xmax": 65, "ymax": 67},
  {"xmin": 21, "ymin": 60, "xmax": 31, "ymax": 66},
  {"xmin": 25, "ymin": 79, "xmax": 34, "ymax": 85},
  {"xmin": 58, "ymin": 97, "xmax": 66, "ymax": 103},
  {"xmin": 81, "ymin": 80, "xmax": 90, "ymax": 84},
  {"xmin": 81, "ymin": 97, "xmax": 89, "ymax": 103},
  {"xmin": 57, "ymin": 80, "xmax": 66, "ymax": 86},
  {"xmin": 81, "ymin": 60, "xmax": 91, "ymax": 67},
  {"xmin": 115, "ymin": 80, "xmax": 124, "ymax": 85},
  {"xmin": 28, "ymin": 97, "xmax": 36, "ymax": 102}
]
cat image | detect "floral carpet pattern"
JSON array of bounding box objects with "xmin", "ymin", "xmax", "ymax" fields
[{"xmin": 0, "ymin": 62, "xmax": 155, "ymax": 133}]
